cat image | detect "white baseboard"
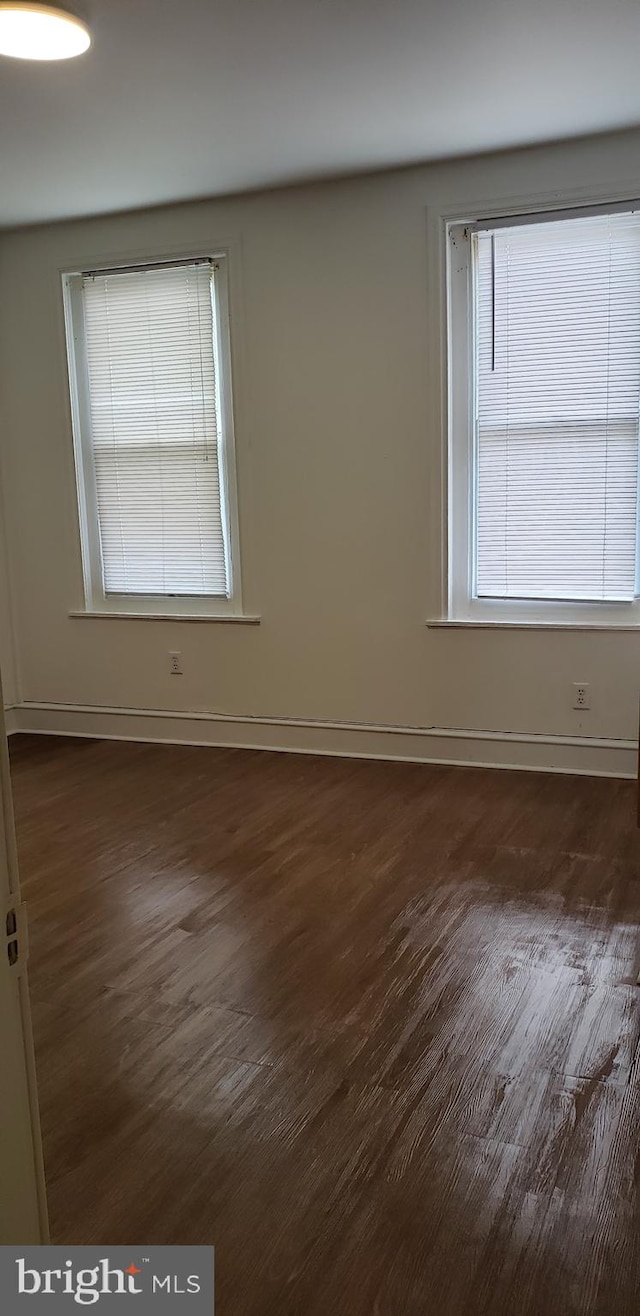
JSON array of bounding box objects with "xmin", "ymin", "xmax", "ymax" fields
[
  {"xmin": 4, "ymin": 706, "xmax": 19, "ymax": 736},
  {"xmin": 5, "ymin": 700, "xmax": 637, "ymax": 778}
]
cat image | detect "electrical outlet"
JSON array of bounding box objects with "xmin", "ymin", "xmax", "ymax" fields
[
  {"xmin": 573, "ymin": 682, "xmax": 590, "ymax": 711},
  {"xmin": 169, "ymin": 651, "xmax": 183, "ymax": 676}
]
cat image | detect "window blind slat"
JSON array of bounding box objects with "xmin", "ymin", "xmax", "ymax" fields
[
  {"xmin": 82, "ymin": 261, "xmax": 228, "ymax": 598},
  {"xmin": 474, "ymin": 212, "xmax": 640, "ymax": 602}
]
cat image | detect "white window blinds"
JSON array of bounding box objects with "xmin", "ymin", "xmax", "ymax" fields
[
  {"xmin": 474, "ymin": 212, "xmax": 640, "ymax": 601},
  {"xmin": 82, "ymin": 260, "xmax": 228, "ymax": 597}
]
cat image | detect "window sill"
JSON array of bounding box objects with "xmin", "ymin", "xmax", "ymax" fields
[
  {"xmin": 69, "ymin": 610, "xmax": 261, "ymax": 624},
  {"xmin": 427, "ymin": 619, "xmax": 640, "ymax": 631}
]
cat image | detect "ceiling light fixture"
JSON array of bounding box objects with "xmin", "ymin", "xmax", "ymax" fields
[{"xmin": 0, "ymin": 2, "xmax": 90, "ymax": 60}]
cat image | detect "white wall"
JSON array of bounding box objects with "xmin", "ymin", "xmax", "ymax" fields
[
  {"xmin": 1, "ymin": 129, "xmax": 640, "ymax": 773},
  {"xmin": 0, "ymin": 426, "xmax": 18, "ymax": 710}
]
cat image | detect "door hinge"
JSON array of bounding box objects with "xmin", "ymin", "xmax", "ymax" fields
[{"xmin": 4, "ymin": 899, "xmax": 28, "ymax": 976}]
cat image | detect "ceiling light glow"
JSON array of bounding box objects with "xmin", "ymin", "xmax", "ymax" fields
[{"xmin": 0, "ymin": 3, "xmax": 90, "ymax": 60}]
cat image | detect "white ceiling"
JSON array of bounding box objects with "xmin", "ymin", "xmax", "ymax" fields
[{"xmin": 2, "ymin": 0, "xmax": 640, "ymax": 228}]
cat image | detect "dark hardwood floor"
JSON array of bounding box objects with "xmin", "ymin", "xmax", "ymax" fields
[{"xmin": 9, "ymin": 733, "xmax": 640, "ymax": 1314}]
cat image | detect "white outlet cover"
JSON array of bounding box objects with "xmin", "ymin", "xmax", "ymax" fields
[{"xmin": 572, "ymin": 682, "xmax": 590, "ymax": 709}]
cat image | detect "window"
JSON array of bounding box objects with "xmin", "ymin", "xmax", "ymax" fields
[
  {"xmin": 64, "ymin": 256, "xmax": 243, "ymax": 615},
  {"xmin": 447, "ymin": 206, "xmax": 640, "ymax": 623}
]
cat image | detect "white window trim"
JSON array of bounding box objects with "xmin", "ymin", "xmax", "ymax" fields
[
  {"xmin": 426, "ymin": 184, "xmax": 640, "ymax": 629},
  {"xmin": 62, "ymin": 253, "xmax": 247, "ymax": 619}
]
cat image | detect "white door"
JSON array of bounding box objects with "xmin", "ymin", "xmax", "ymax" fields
[{"xmin": 0, "ymin": 687, "xmax": 48, "ymax": 1243}]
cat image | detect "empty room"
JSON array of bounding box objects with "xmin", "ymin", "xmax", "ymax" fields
[{"xmin": 0, "ymin": 0, "xmax": 639, "ymax": 1311}]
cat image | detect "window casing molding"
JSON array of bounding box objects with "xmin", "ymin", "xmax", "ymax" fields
[
  {"xmin": 62, "ymin": 252, "xmax": 246, "ymax": 618},
  {"xmin": 427, "ymin": 182, "xmax": 640, "ymax": 628}
]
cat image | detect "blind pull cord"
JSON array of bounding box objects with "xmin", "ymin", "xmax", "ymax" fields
[{"xmin": 491, "ymin": 233, "xmax": 496, "ymax": 373}]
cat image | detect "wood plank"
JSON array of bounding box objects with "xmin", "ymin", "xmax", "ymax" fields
[{"xmin": 9, "ymin": 734, "xmax": 640, "ymax": 1313}]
